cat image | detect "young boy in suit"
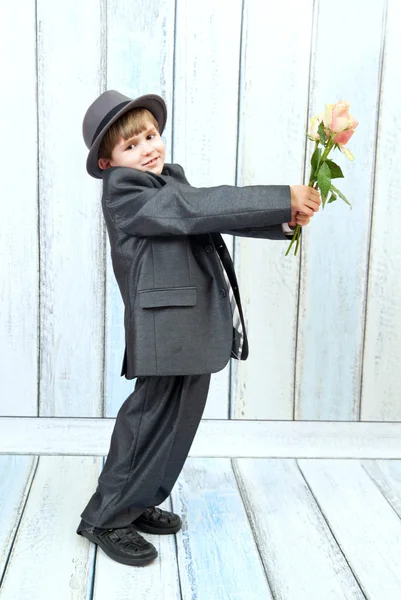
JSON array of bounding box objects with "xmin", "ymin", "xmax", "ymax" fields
[{"xmin": 77, "ymin": 90, "xmax": 320, "ymax": 566}]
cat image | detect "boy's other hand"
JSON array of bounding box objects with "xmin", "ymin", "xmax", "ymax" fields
[{"xmin": 290, "ymin": 185, "xmax": 321, "ymax": 220}]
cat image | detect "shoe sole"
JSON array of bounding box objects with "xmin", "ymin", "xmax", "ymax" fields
[
  {"xmin": 80, "ymin": 529, "xmax": 158, "ymax": 566},
  {"xmin": 133, "ymin": 520, "xmax": 182, "ymax": 535}
]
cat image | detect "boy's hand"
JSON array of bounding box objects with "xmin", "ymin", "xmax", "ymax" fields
[
  {"xmin": 288, "ymin": 212, "xmax": 312, "ymax": 228},
  {"xmin": 289, "ymin": 185, "xmax": 321, "ymax": 224}
]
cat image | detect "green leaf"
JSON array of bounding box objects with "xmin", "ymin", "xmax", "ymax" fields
[
  {"xmin": 328, "ymin": 192, "xmax": 337, "ymax": 204},
  {"xmin": 317, "ymin": 121, "xmax": 326, "ymax": 144},
  {"xmin": 325, "ymin": 159, "xmax": 344, "ymax": 179},
  {"xmin": 317, "ymin": 161, "xmax": 331, "ymax": 199},
  {"xmin": 310, "ymin": 147, "xmax": 322, "ymax": 177},
  {"xmin": 330, "ymin": 184, "xmax": 352, "ymax": 208}
]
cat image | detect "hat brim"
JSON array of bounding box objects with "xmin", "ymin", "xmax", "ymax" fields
[{"xmin": 86, "ymin": 94, "xmax": 167, "ymax": 179}]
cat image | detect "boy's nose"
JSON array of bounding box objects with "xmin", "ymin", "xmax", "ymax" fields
[{"xmin": 142, "ymin": 142, "xmax": 154, "ymax": 154}]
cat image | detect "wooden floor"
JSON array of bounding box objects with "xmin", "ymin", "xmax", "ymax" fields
[{"xmin": 1, "ymin": 456, "xmax": 401, "ymax": 599}]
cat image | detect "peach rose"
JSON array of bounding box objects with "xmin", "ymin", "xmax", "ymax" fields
[
  {"xmin": 324, "ymin": 100, "xmax": 358, "ymax": 144},
  {"xmin": 309, "ymin": 112, "xmax": 325, "ymax": 140}
]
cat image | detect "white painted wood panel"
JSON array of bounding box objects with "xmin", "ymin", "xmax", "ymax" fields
[
  {"xmin": 231, "ymin": 0, "xmax": 314, "ymax": 419},
  {"xmin": 1, "ymin": 0, "xmax": 401, "ymax": 423},
  {"xmin": 171, "ymin": 457, "xmax": 272, "ymax": 599},
  {"xmin": 0, "ymin": 456, "xmax": 38, "ymax": 580},
  {"xmin": 233, "ymin": 458, "xmax": 364, "ymax": 599},
  {"xmin": 37, "ymin": 0, "xmax": 105, "ymax": 416},
  {"xmin": 1, "ymin": 418, "xmax": 401, "ymax": 458},
  {"xmin": 93, "ymin": 497, "xmax": 180, "ymax": 600},
  {"xmin": 105, "ymin": 0, "xmax": 176, "ymax": 417},
  {"xmin": 361, "ymin": 0, "xmax": 401, "ymax": 420},
  {"xmin": 362, "ymin": 459, "xmax": 401, "ymax": 517},
  {"xmin": 298, "ymin": 458, "xmax": 401, "ymax": 599},
  {"xmin": 0, "ymin": 1, "xmax": 38, "ymax": 415},
  {"xmin": 0, "ymin": 456, "xmax": 100, "ymax": 600},
  {"xmin": 296, "ymin": 0, "xmax": 387, "ymax": 419},
  {"xmin": 173, "ymin": 0, "xmax": 243, "ymax": 418}
]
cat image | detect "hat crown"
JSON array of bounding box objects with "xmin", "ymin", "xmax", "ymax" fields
[{"xmin": 82, "ymin": 90, "xmax": 132, "ymax": 149}]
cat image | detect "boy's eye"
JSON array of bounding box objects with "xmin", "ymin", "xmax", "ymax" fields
[{"xmin": 125, "ymin": 132, "xmax": 157, "ymax": 149}]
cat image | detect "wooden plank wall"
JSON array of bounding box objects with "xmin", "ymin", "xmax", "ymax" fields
[{"xmin": 0, "ymin": 0, "xmax": 399, "ymax": 422}]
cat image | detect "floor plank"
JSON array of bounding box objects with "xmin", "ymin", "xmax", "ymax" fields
[
  {"xmin": 362, "ymin": 459, "xmax": 401, "ymax": 516},
  {"xmin": 0, "ymin": 456, "xmax": 101, "ymax": 600},
  {"xmin": 2, "ymin": 455, "xmax": 401, "ymax": 598},
  {"xmin": 299, "ymin": 458, "xmax": 401, "ymax": 600},
  {"xmin": 2, "ymin": 418, "xmax": 401, "ymax": 458},
  {"xmin": 171, "ymin": 457, "xmax": 272, "ymax": 600},
  {"xmin": 233, "ymin": 458, "xmax": 365, "ymax": 600},
  {"xmin": 93, "ymin": 497, "xmax": 181, "ymax": 600},
  {"xmin": 0, "ymin": 455, "xmax": 38, "ymax": 582}
]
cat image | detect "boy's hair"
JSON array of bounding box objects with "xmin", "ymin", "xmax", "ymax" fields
[{"xmin": 99, "ymin": 108, "xmax": 160, "ymax": 159}]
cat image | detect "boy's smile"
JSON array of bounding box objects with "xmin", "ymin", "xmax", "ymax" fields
[{"xmin": 98, "ymin": 119, "xmax": 165, "ymax": 174}]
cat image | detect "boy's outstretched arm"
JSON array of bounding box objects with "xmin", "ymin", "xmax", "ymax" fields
[{"xmin": 102, "ymin": 166, "xmax": 318, "ymax": 237}]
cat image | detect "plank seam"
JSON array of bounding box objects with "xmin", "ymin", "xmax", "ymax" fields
[
  {"xmin": 296, "ymin": 459, "xmax": 368, "ymax": 599},
  {"xmin": 293, "ymin": 0, "xmax": 319, "ymax": 420},
  {"xmin": 230, "ymin": 0, "xmax": 246, "ymax": 420},
  {"xmin": 169, "ymin": 494, "xmax": 184, "ymax": 600},
  {"xmin": 0, "ymin": 456, "xmax": 40, "ymax": 589},
  {"xmin": 360, "ymin": 460, "xmax": 401, "ymax": 521},
  {"xmin": 358, "ymin": 0, "xmax": 389, "ymax": 421},
  {"xmin": 35, "ymin": 0, "xmax": 40, "ymax": 418},
  {"xmin": 100, "ymin": 0, "xmax": 108, "ymax": 418},
  {"xmin": 88, "ymin": 546, "xmax": 98, "ymax": 600},
  {"xmin": 230, "ymin": 458, "xmax": 274, "ymax": 595},
  {"xmin": 171, "ymin": 0, "xmax": 178, "ymax": 162}
]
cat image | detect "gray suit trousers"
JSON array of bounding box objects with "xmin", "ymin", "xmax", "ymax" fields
[{"xmin": 77, "ymin": 373, "xmax": 211, "ymax": 531}]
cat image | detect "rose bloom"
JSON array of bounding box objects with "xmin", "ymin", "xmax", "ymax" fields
[
  {"xmin": 309, "ymin": 112, "xmax": 325, "ymax": 141},
  {"xmin": 324, "ymin": 100, "xmax": 358, "ymax": 146},
  {"xmin": 308, "ymin": 100, "xmax": 358, "ymax": 160}
]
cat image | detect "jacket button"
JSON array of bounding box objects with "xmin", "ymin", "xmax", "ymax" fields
[
  {"xmin": 205, "ymin": 244, "xmax": 214, "ymax": 253},
  {"xmin": 219, "ymin": 289, "xmax": 227, "ymax": 298}
]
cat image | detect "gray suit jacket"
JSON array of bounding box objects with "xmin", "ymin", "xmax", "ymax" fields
[{"xmin": 101, "ymin": 163, "xmax": 292, "ymax": 378}]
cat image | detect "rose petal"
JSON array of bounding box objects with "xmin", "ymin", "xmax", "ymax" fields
[
  {"xmin": 331, "ymin": 116, "xmax": 350, "ymax": 133},
  {"xmin": 333, "ymin": 100, "xmax": 350, "ymax": 119},
  {"xmin": 339, "ymin": 145, "xmax": 354, "ymax": 161},
  {"xmin": 333, "ymin": 128, "xmax": 355, "ymax": 145},
  {"xmin": 324, "ymin": 104, "xmax": 334, "ymax": 128}
]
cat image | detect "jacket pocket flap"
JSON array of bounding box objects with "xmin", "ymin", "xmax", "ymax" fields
[{"xmin": 138, "ymin": 286, "xmax": 197, "ymax": 308}]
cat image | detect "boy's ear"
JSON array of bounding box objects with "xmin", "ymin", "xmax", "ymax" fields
[{"xmin": 98, "ymin": 157, "xmax": 112, "ymax": 170}]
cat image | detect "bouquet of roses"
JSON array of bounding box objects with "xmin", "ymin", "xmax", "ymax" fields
[{"xmin": 286, "ymin": 100, "xmax": 358, "ymax": 256}]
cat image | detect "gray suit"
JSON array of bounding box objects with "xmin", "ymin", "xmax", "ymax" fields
[
  {"xmin": 77, "ymin": 163, "xmax": 292, "ymax": 532},
  {"xmin": 101, "ymin": 163, "xmax": 291, "ymax": 378}
]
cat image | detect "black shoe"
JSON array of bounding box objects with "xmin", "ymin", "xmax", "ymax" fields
[
  {"xmin": 132, "ymin": 506, "xmax": 182, "ymax": 535},
  {"xmin": 78, "ymin": 524, "xmax": 158, "ymax": 566}
]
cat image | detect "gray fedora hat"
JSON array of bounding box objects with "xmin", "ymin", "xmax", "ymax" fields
[{"xmin": 83, "ymin": 90, "xmax": 167, "ymax": 179}]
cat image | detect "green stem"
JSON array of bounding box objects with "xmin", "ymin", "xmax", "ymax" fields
[
  {"xmin": 295, "ymin": 227, "xmax": 301, "ymax": 255},
  {"xmin": 285, "ymin": 224, "xmax": 301, "ymax": 256},
  {"xmin": 317, "ymin": 135, "xmax": 335, "ymax": 170},
  {"xmin": 286, "ymin": 134, "xmax": 336, "ymax": 257}
]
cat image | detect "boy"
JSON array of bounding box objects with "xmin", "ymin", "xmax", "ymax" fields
[{"xmin": 77, "ymin": 90, "xmax": 320, "ymax": 566}]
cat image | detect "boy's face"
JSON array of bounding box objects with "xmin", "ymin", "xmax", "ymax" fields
[{"xmin": 98, "ymin": 118, "xmax": 165, "ymax": 174}]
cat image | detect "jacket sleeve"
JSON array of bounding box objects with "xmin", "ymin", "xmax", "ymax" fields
[
  {"xmin": 221, "ymin": 224, "xmax": 294, "ymax": 240},
  {"xmin": 102, "ymin": 166, "xmax": 292, "ymax": 237}
]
